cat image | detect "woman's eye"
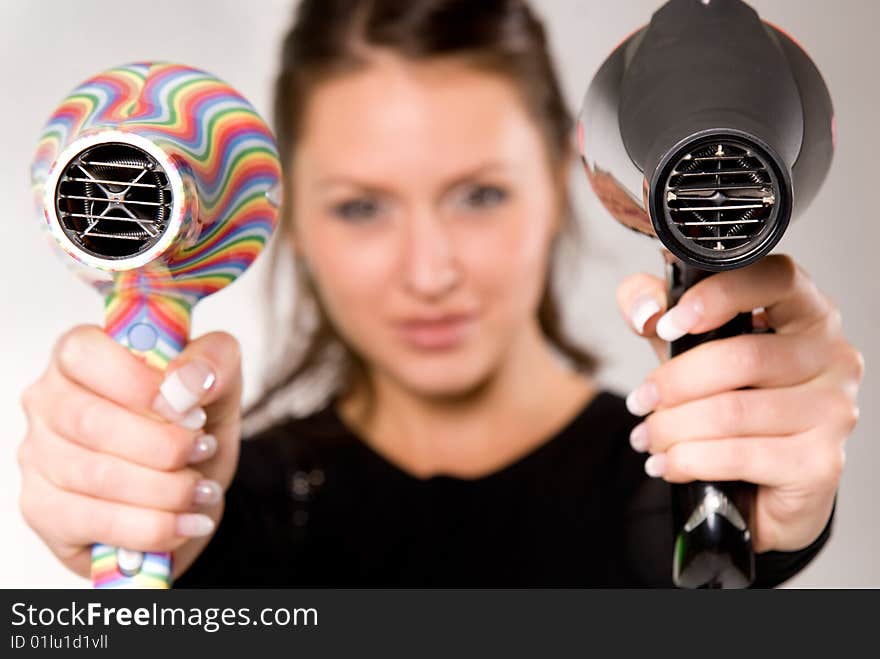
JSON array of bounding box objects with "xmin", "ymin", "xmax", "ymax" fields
[
  {"xmin": 461, "ymin": 184, "xmax": 508, "ymax": 209},
  {"xmin": 332, "ymin": 198, "xmax": 381, "ymax": 221}
]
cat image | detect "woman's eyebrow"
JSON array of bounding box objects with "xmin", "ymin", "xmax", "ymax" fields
[
  {"xmin": 315, "ymin": 176, "xmax": 391, "ymax": 195},
  {"xmin": 440, "ymin": 161, "xmax": 511, "ymax": 189},
  {"xmin": 315, "ymin": 160, "xmax": 511, "ymax": 193}
]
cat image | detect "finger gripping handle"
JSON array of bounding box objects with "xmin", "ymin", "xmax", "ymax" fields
[{"xmin": 667, "ymin": 261, "xmax": 756, "ymax": 588}]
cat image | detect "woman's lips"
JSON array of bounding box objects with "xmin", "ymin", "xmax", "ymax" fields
[{"xmin": 394, "ymin": 313, "xmax": 477, "ymax": 350}]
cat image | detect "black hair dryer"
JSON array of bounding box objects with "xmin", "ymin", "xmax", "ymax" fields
[{"xmin": 577, "ymin": 0, "xmax": 834, "ymax": 588}]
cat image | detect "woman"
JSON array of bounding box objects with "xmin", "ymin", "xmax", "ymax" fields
[{"xmin": 17, "ymin": 0, "xmax": 863, "ymax": 587}]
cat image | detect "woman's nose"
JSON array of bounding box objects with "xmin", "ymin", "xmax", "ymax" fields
[{"xmin": 401, "ymin": 211, "xmax": 461, "ymax": 300}]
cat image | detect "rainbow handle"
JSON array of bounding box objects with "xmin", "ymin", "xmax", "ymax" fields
[
  {"xmin": 91, "ymin": 289, "xmax": 192, "ymax": 588},
  {"xmin": 91, "ymin": 546, "xmax": 172, "ymax": 589}
]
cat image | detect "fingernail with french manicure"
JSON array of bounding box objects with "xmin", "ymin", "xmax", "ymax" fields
[
  {"xmin": 629, "ymin": 423, "xmax": 648, "ymax": 452},
  {"xmin": 179, "ymin": 407, "xmax": 207, "ymax": 431},
  {"xmin": 193, "ymin": 479, "xmax": 222, "ymax": 506},
  {"xmin": 656, "ymin": 299, "xmax": 704, "ymax": 342},
  {"xmin": 645, "ymin": 454, "xmax": 667, "ymax": 478},
  {"xmin": 626, "ymin": 380, "xmax": 659, "ymax": 417},
  {"xmin": 189, "ymin": 434, "xmax": 217, "ymax": 464},
  {"xmin": 176, "ymin": 513, "xmax": 215, "ymax": 537},
  {"xmin": 153, "ymin": 359, "xmax": 215, "ymax": 421},
  {"xmin": 630, "ymin": 295, "xmax": 662, "ymax": 335}
]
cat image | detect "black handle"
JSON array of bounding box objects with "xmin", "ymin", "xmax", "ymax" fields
[{"xmin": 667, "ymin": 260, "xmax": 756, "ymax": 589}]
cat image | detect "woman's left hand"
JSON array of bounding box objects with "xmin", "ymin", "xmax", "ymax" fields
[{"xmin": 615, "ymin": 254, "xmax": 864, "ymax": 553}]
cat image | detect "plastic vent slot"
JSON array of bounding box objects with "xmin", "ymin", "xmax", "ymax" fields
[
  {"xmin": 664, "ymin": 141, "xmax": 777, "ymax": 253},
  {"xmin": 55, "ymin": 143, "xmax": 172, "ymax": 259}
]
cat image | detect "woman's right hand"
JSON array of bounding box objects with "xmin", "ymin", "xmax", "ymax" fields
[{"xmin": 17, "ymin": 325, "xmax": 243, "ymax": 582}]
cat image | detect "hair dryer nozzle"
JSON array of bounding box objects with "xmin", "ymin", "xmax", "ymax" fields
[
  {"xmin": 56, "ymin": 143, "xmax": 170, "ymax": 259},
  {"xmin": 47, "ymin": 131, "xmax": 187, "ymax": 268},
  {"xmin": 650, "ymin": 131, "xmax": 792, "ymax": 270}
]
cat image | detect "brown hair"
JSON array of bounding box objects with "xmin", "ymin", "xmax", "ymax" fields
[{"xmin": 244, "ymin": 0, "xmax": 597, "ymax": 422}]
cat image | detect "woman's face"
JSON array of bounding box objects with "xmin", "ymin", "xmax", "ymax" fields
[{"xmin": 290, "ymin": 52, "xmax": 566, "ymax": 398}]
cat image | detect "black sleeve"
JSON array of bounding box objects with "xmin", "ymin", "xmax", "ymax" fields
[{"xmin": 750, "ymin": 495, "xmax": 836, "ymax": 588}]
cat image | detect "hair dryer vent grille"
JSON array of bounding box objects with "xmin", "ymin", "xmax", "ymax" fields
[
  {"xmin": 55, "ymin": 143, "xmax": 172, "ymax": 260},
  {"xmin": 663, "ymin": 141, "xmax": 777, "ymax": 254}
]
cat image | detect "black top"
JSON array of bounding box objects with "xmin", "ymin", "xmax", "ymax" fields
[{"xmin": 175, "ymin": 390, "xmax": 833, "ymax": 588}]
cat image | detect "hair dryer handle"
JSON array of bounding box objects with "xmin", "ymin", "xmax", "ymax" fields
[
  {"xmin": 90, "ymin": 290, "xmax": 191, "ymax": 589},
  {"xmin": 667, "ymin": 261, "xmax": 756, "ymax": 589}
]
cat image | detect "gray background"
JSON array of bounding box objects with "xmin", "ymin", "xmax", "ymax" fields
[{"xmin": 0, "ymin": 0, "xmax": 877, "ymax": 587}]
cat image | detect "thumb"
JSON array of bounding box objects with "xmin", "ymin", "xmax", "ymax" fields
[
  {"xmin": 152, "ymin": 331, "xmax": 243, "ymax": 429},
  {"xmin": 616, "ymin": 272, "xmax": 668, "ymax": 362}
]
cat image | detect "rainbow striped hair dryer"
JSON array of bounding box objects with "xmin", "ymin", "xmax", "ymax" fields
[
  {"xmin": 30, "ymin": 63, "xmax": 282, "ymax": 588},
  {"xmin": 578, "ymin": 0, "xmax": 833, "ymax": 588}
]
